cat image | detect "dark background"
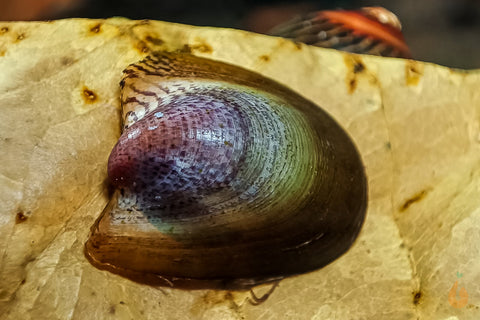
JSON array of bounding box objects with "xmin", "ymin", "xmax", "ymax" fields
[{"xmin": 1, "ymin": 0, "xmax": 479, "ymax": 69}]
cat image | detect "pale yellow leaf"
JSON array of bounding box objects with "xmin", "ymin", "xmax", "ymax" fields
[{"xmin": 0, "ymin": 18, "xmax": 479, "ymax": 320}]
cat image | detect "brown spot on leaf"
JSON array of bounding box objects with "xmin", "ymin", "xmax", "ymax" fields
[
  {"xmin": 405, "ymin": 60, "xmax": 423, "ymax": 86},
  {"xmin": 413, "ymin": 291, "xmax": 422, "ymax": 305},
  {"xmin": 89, "ymin": 23, "xmax": 102, "ymax": 34},
  {"xmin": 353, "ymin": 60, "xmax": 366, "ymax": 73},
  {"xmin": 16, "ymin": 211, "xmax": 28, "ymax": 224},
  {"xmin": 108, "ymin": 305, "xmax": 116, "ymax": 314},
  {"xmin": 0, "ymin": 50, "xmax": 6, "ymax": 57},
  {"xmin": 135, "ymin": 41, "xmax": 150, "ymax": 54},
  {"xmin": 400, "ymin": 190, "xmax": 428, "ymax": 212},
  {"xmin": 0, "ymin": 26, "xmax": 9, "ymax": 34},
  {"xmin": 20, "ymin": 279, "xmax": 26, "ymax": 285},
  {"xmin": 259, "ymin": 55, "xmax": 270, "ymax": 62},
  {"xmin": 348, "ymin": 79, "xmax": 357, "ymax": 93},
  {"xmin": 145, "ymin": 35, "xmax": 164, "ymax": 46},
  {"xmin": 60, "ymin": 56, "xmax": 75, "ymax": 66},
  {"xmin": 15, "ymin": 33, "xmax": 26, "ymax": 42},
  {"xmin": 188, "ymin": 42, "xmax": 213, "ymax": 54},
  {"xmin": 344, "ymin": 55, "xmax": 370, "ymax": 94},
  {"xmin": 82, "ymin": 87, "xmax": 98, "ymax": 104}
]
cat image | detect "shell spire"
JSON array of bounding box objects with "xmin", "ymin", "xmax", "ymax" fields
[{"xmin": 269, "ymin": 6, "xmax": 411, "ymax": 58}]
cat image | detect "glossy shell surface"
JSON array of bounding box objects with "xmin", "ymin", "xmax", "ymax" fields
[{"xmin": 85, "ymin": 52, "xmax": 367, "ymax": 288}]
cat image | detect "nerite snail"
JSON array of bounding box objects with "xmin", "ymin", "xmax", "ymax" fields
[{"xmin": 84, "ymin": 52, "xmax": 367, "ymax": 288}]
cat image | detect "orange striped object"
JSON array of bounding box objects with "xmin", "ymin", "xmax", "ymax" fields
[{"xmin": 269, "ymin": 7, "xmax": 411, "ymax": 58}]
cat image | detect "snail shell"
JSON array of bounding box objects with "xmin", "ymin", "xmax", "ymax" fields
[
  {"xmin": 269, "ymin": 7, "xmax": 411, "ymax": 58},
  {"xmin": 85, "ymin": 52, "xmax": 367, "ymax": 288}
]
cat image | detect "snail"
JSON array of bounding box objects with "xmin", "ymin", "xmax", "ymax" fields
[
  {"xmin": 269, "ymin": 7, "xmax": 412, "ymax": 58},
  {"xmin": 84, "ymin": 52, "xmax": 367, "ymax": 288}
]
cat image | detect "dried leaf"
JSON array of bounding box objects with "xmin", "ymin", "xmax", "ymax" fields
[{"xmin": 0, "ymin": 18, "xmax": 479, "ymax": 319}]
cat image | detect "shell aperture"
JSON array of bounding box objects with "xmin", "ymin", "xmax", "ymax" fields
[{"xmin": 85, "ymin": 53, "xmax": 367, "ymax": 288}]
